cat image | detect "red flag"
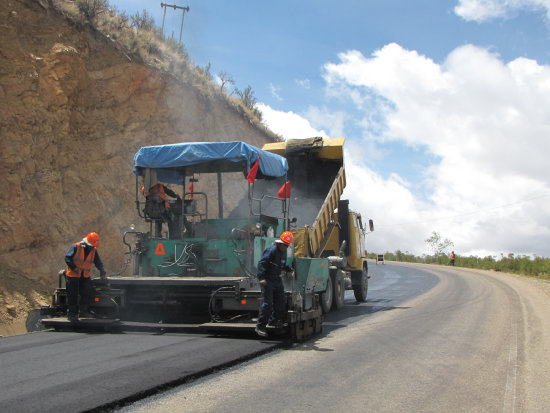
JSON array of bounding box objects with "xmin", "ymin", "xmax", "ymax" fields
[
  {"xmin": 188, "ymin": 182, "xmax": 194, "ymax": 199},
  {"xmin": 247, "ymin": 155, "xmax": 261, "ymax": 183},
  {"xmin": 278, "ymin": 181, "xmax": 291, "ymax": 198}
]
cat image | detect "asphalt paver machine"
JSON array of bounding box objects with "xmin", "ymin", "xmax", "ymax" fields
[{"xmin": 40, "ymin": 141, "xmax": 323, "ymax": 340}]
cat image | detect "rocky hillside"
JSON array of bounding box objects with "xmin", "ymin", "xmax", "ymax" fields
[{"xmin": 0, "ymin": 0, "xmax": 277, "ymax": 336}]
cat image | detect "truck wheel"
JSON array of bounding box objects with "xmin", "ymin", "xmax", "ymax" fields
[
  {"xmin": 331, "ymin": 269, "xmax": 345, "ymax": 310},
  {"xmin": 353, "ymin": 266, "xmax": 368, "ymax": 302},
  {"xmin": 320, "ymin": 277, "xmax": 333, "ymax": 314}
]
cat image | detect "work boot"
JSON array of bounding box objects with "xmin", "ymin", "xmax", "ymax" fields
[
  {"xmin": 267, "ymin": 320, "xmax": 287, "ymax": 329},
  {"xmin": 255, "ymin": 326, "xmax": 268, "ymax": 337}
]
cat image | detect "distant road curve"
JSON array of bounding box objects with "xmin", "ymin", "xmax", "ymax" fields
[{"xmin": 121, "ymin": 263, "xmax": 550, "ymax": 413}]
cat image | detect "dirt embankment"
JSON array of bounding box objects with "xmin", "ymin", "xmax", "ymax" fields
[{"xmin": 0, "ymin": 0, "xmax": 276, "ymax": 336}]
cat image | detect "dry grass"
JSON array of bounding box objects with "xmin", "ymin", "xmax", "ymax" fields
[{"xmin": 49, "ymin": 0, "xmax": 282, "ymax": 142}]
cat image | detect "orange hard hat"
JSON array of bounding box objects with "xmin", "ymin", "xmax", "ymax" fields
[
  {"xmin": 278, "ymin": 231, "xmax": 294, "ymax": 245},
  {"xmin": 86, "ymin": 232, "xmax": 100, "ymax": 248}
]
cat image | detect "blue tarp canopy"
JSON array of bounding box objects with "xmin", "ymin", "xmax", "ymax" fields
[{"xmin": 133, "ymin": 141, "xmax": 288, "ymax": 184}]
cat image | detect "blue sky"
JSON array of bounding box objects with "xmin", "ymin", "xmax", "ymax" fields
[{"xmin": 112, "ymin": 0, "xmax": 550, "ymax": 257}]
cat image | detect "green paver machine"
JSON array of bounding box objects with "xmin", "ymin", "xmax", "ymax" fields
[{"xmin": 40, "ymin": 141, "xmax": 323, "ymax": 340}]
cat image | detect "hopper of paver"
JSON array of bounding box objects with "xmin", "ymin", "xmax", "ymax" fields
[{"xmin": 262, "ymin": 137, "xmax": 346, "ymax": 257}]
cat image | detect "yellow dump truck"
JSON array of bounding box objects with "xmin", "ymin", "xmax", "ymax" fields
[{"xmin": 263, "ymin": 137, "xmax": 373, "ymax": 313}]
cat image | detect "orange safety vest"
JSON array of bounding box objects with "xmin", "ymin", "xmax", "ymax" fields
[
  {"xmin": 66, "ymin": 243, "xmax": 96, "ymax": 278},
  {"xmin": 451, "ymin": 252, "xmax": 455, "ymax": 260},
  {"xmin": 143, "ymin": 184, "xmax": 169, "ymax": 208}
]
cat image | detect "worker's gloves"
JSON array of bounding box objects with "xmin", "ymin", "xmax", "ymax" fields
[
  {"xmin": 259, "ymin": 279, "xmax": 268, "ymax": 287},
  {"xmin": 283, "ymin": 265, "xmax": 294, "ymax": 278}
]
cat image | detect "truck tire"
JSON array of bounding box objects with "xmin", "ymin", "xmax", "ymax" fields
[
  {"xmin": 320, "ymin": 276, "xmax": 333, "ymax": 314},
  {"xmin": 331, "ymin": 269, "xmax": 345, "ymax": 310},
  {"xmin": 353, "ymin": 266, "xmax": 368, "ymax": 302}
]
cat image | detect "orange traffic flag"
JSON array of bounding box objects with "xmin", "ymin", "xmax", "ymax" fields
[
  {"xmin": 247, "ymin": 154, "xmax": 261, "ymax": 183},
  {"xmin": 278, "ymin": 181, "xmax": 291, "ymax": 198}
]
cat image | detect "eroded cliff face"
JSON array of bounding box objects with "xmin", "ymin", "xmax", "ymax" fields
[{"xmin": 0, "ymin": 0, "xmax": 275, "ymax": 335}]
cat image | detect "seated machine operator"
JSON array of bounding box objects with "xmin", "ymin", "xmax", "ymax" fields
[{"xmin": 143, "ymin": 181, "xmax": 180, "ymax": 236}]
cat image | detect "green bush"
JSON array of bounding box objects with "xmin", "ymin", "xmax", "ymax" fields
[{"xmin": 372, "ymin": 250, "xmax": 550, "ymax": 279}]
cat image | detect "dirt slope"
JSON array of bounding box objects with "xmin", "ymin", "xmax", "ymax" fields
[{"xmin": 0, "ymin": 0, "xmax": 277, "ymax": 336}]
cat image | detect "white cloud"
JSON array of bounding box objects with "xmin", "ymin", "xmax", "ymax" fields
[
  {"xmin": 322, "ymin": 43, "xmax": 550, "ymax": 257},
  {"xmin": 295, "ymin": 79, "xmax": 311, "ymax": 89},
  {"xmin": 454, "ymin": 0, "xmax": 550, "ymax": 22},
  {"xmin": 256, "ymin": 103, "xmax": 328, "ymax": 140},
  {"xmin": 303, "ymin": 106, "xmax": 349, "ymax": 138},
  {"xmin": 260, "ymin": 42, "xmax": 550, "ymax": 257},
  {"xmin": 269, "ymin": 83, "xmax": 283, "ymax": 101}
]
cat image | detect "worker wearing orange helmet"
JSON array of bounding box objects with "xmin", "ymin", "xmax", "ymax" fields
[
  {"xmin": 255, "ymin": 231, "xmax": 294, "ymax": 337},
  {"xmin": 64, "ymin": 232, "xmax": 107, "ymax": 322}
]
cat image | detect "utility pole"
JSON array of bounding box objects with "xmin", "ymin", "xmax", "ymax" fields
[{"xmin": 160, "ymin": 3, "xmax": 190, "ymax": 44}]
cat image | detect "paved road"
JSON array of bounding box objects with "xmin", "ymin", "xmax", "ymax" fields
[
  {"xmin": 0, "ymin": 327, "xmax": 276, "ymax": 412},
  {"xmin": 119, "ymin": 263, "xmax": 550, "ymax": 413},
  {"xmin": 0, "ymin": 261, "xmax": 426, "ymax": 413}
]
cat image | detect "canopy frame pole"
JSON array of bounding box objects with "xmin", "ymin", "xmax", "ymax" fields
[
  {"xmin": 284, "ymin": 173, "xmax": 290, "ymax": 230},
  {"xmin": 248, "ymin": 181, "xmax": 254, "ymax": 269},
  {"xmin": 180, "ymin": 171, "xmax": 186, "ymax": 240},
  {"xmin": 217, "ymin": 172, "xmax": 223, "ymax": 219}
]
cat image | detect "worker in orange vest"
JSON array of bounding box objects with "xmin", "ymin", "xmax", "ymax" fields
[
  {"xmin": 142, "ymin": 182, "xmax": 180, "ymax": 209},
  {"xmin": 64, "ymin": 232, "xmax": 106, "ymax": 322},
  {"xmin": 450, "ymin": 251, "xmax": 455, "ymax": 266},
  {"xmin": 143, "ymin": 182, "xmax": 181, "ymax": 236}
]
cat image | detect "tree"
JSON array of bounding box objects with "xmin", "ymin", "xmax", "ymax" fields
[
  {"xmin": 197, "ymin": 63, "xmax": 213, "ymax": 81},
  {"xmin": 425, "ymin": 231, "xmax": 454, "ymax": 257},
  {"xmin": 234, "ymin": 85, "xmax": 257, "ymax": 111},
  {"xmin": 130, "ymin": 9, "xmax": 155, "ymax": 31},
  {"xmin": 218, "ymin": 71, "xmax": 235, "ymax": 93}
]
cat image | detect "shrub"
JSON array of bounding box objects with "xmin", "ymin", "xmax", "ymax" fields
[
  {"xmin": 76, "ymin": 0, "xmax": 108, "ymax": 22},
  {"xmin": 374, "ymin": 250, "xmax": 550, "ymax": 279},
  {"xmin": 130, "ymin": 9, "xmax": 155, "ymax": 31}
]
